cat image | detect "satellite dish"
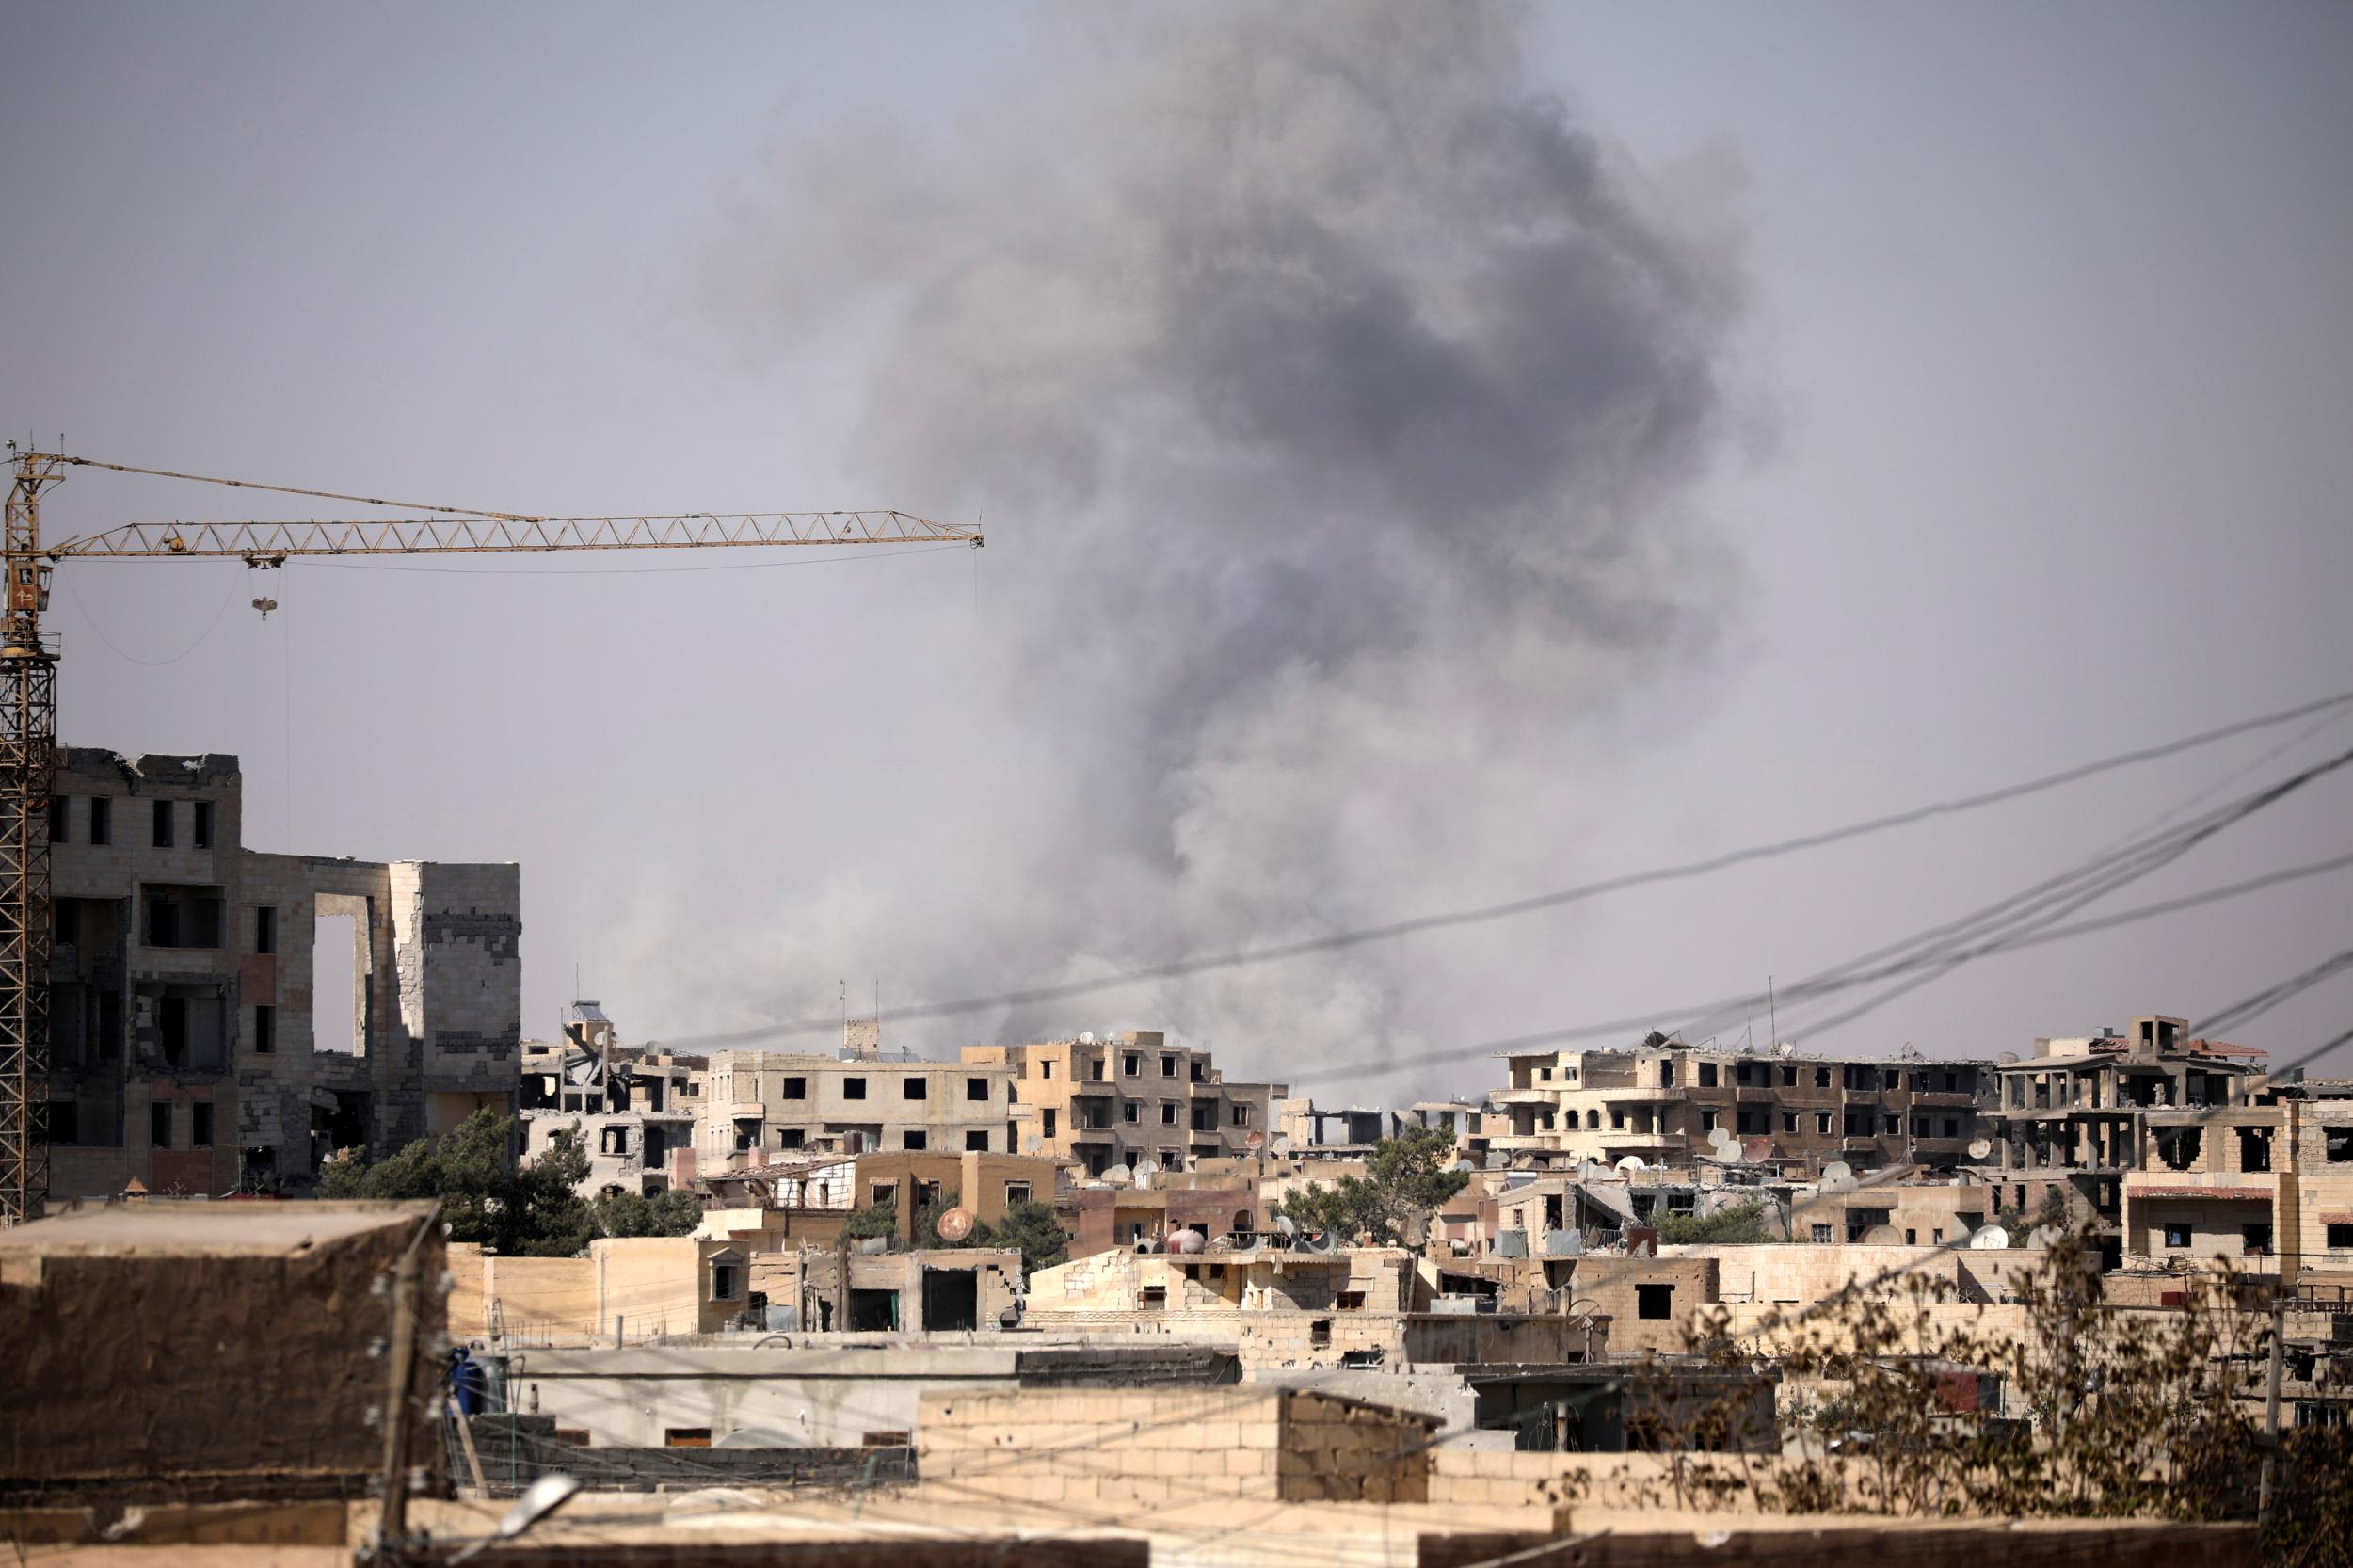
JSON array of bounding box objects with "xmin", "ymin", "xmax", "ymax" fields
[
  {"xmin": 2026, "ymin": 1224, "xmax": 2063, "ymax": 1249},
  {"xmin": 1714, "ymin": 1144, "xmax": 1746, "ymax": 1166},
  {"xmin": 1998, "ymin": 1050, "xmax": 2021, "ymax": 1064},
  {"xmin": 1861, "ymin": 1224, "xmax": 1903, "ymax": 1245},
  {"xmin": 1966, "ymin": 1139, "xmax": 1993, "ymax": 1160},
  {"xmin": 1450, "ymin": 1159, "xmax": 1475, "ymax": 1174},
  {"xmin": 1104, "ymin": 1164, "xmax": 1132, "ymax": 1187},
  {"xmin": 1970, "ymin": 1225, "xmax": 2011, "ymax": 1250},
  {"xmin": 1135, "ymin": 1159, "xmax": 1162, "ymax": 1178},
  {"xmin": 1615, "ymin": 1156, "xmax": 1646, "ymax": 1173},
  {"xmin": 936, "ymin": 1208, "xmax": 975, "ymax": 1243},
  {"xmin": 1275, "ymin": 1214, "xmax": 1299, "ymax": 1238},
  {"xmin": 1271, "ymin": 1136, "xmax": 1294, "ymax": 1156},
  {"xmin": 1577, "ymin": 1160, "xmax": 1606, "ymax": 1182},
  {"xmin": 1080, "ymin": 1032, "xmax": 1096, "ymax": 1045},
  {"xmin": 1244, "ymin": 1130, "xmax": 1268, "ymax": 1151},
  {"xmin": 1774, "ymin": 1040, "xmax": 1795, "ymax": 1058},
  {"xmin": 1820, "ymin": 1160, "xmax": 1857, "ymax": 1195}
]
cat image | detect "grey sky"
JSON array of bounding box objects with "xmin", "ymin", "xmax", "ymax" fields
[{"xmin": 6, "ymin": 2, "xmax": 2349, "ymax": 1097}]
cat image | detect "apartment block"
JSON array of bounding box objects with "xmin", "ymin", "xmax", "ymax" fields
[
  {"xmin": 1990, "ymin": 1014, "xmax": 2269, "ymax": 1263},
  {"xmin": 1483, "ymin": 1033, "xmax": 1994, "ymax": 1176},
  {"xmin": 959, "ymin": 1031, "xmax": 1287, "ymax": 1177},
  {"xmin": 45, "ymin": 747, "xmax": 520, "ymax": 1200},
  {"xmin": 698, "ymin": 1027, "xmax": 1016, "ymax": 1172}
]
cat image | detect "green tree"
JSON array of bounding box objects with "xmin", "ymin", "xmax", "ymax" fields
[
  {"xmin": 974, "ymin": 1199, "xmax": 1072, "ymax": 1274},
  {"xmin": 1655, "ymin": 1199, "xmax": 1774, "ymax": 1245},
  {"xmin": 591, "ymin": 1187, "xmax": 705, "ymax": 1239},
  {"xmin": 840, "ymin": 1196, "xmax": 900, "ymax": 1243},
  {"xmin": 315, "ymin": 1110, "xmax": 595, "ymax": 1256},
  {"xmin": 1279, "ymin": 1128, "xmax": 1469, "ymax": 1246}
]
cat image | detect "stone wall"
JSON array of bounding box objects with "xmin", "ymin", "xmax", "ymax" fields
[{"xmin": 916, "ymin": 1387, "xmax": 1436, "ymax": 1506}]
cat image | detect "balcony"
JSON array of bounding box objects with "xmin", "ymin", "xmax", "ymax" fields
[{"xmin": 1490, "ymin": 1087, "xmax": 1563, "ymax": 1106}]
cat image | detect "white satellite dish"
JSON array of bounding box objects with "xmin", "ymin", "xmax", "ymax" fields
[
  {"xmin": 1275, "ymin": 1214, "xmax": 1299, "ymax": 1238},
  {"xmin": 1819, "ymin": 1160, "xmax": 1857, "ymax": 1195},
  {"xmin": 1577, "ymin": 1160, "xmax": 1606, "ymax": 1183},
  {"xmin": 1272, "ymin": 1135, "xmax": 1294, "ymax": 1156},
  {"xmin": 1966, "ymin": 1139, "xmax": 1993, "ymax": 1160},
  {"xmin": 1998, "ymin": 1050, "xmax": 2021, "ymax": 1064},
  {"xmin": 1970, "ymin": 1225, "xmax": 2011, "ymax": 1250},
  {"xmin": 1450, "ymin": 1159, "xmax": 1475, "ymax": 1174},
  {"xmin": 1080, "ymin": 1031, "xmax": 1096, "ymax": 1045},
  {"xmin": 1861, "ymin": 1224, "xmax": 1903, "ymax": 1245},
  {"xmin": 1615, "ymin": 1156, "xmax": 1646, "ymax": 1173},
  {"xmin": 2026, "ymin": 1224, "xmax": 2063, "ymax": 1249},
  {"xmin": 1135, "ymin": 1158, "xmax": 1161, "ymax": 1177},
  {"xmin": 1104, "ymin": 1164, "xmax": 1132, "ymax": 1187},
  {"xmin": 1773, "ymin": 1040, "xmax": 1795, "ymax": 1058}
]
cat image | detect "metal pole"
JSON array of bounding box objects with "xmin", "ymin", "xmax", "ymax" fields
[{"xmin": 2258, "ymin": 1290, "xmax": 2284, "ymax": 1530}]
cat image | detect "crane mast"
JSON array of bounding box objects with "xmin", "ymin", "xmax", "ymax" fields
[
  {"xmin": 0, "ymin": 448, "xmax": 979, "ymax": 1221},
  {"xmin": 1, "ymin": 451, "xmax": 62, "ymax": 1221}
]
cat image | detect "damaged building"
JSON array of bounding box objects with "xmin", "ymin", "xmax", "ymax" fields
[
  {"xmin": 518, "ymin": 1001, "xmax": 700, "ymax": 1195},
  {"xmin": 43, "ymin": 747, "xmax": 521, "ymax": 1199}
]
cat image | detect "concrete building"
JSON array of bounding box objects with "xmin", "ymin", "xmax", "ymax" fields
[
  {"xmin": 517, "ymin": 1002, "xmax": 700, "ymax": 1196},
  {"xmin": 698, "ymin": 1026, "xmax": 1017, "ymax": 1172},
  {"xmin": 961, "ymin": 1029, "xmax": 1287, "ymax": 1177},
  {"xmin": 44, "ymin": 747, "xmax": 520, "ymax": 1200},
  {"xmin": 1484, "ymin": 1034, "xmax": 1995, "ymax": 1176},
  {"xmin": 1991, "ymin": 1014, "xmax": 2271, "ymax": 1266},
  {"xmin": 849, "ymin": 1147, "xmax": 1070, "ymax": 1240},
  {"xmin": 2116, "ymin": 1078, "xmax": 2353, "ymax": 1283}
]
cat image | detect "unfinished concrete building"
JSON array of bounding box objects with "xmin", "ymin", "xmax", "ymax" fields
[
  {"xmin": 962, "ymin": 1030, "xmax": 1288, "ymax": 1177},
  {"xmin": 1990, "ymin": 1014, "xmax": 2270, "ymax": 1265},
  {"xmin": 518, "ymin": 1001, "xmax": 700, "ymax": 1195},
  {"xmin": 1485, "ymin": 1033, "xmax": 1996, "ymax": 1176},
  {"xmin": 698, "ymin": 1021, "xmax": 1017, "ymax": 1175},
  {"xmin": 44, "ymin": 747, "xmax": 520, "ymax": 1199}
]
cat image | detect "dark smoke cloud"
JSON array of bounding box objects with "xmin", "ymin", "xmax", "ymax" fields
[{"xmin": 685, "ymin": 1, "xmax": 1752, "ymax": 1086}]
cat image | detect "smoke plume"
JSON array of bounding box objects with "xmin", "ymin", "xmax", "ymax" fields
[{"xmin": 682, "ymin": 2, "xmax": 1751, "ymax": 1090}]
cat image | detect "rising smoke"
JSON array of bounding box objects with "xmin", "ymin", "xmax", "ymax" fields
[{"xmin": 684, "ymin": 2, "xmax": 1752, "ymax": 1089}]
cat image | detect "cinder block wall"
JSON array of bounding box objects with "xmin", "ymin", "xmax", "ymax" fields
[{"xmin": 916, "ymin": 1387, "xmax": 1436, "ymax": 1506}]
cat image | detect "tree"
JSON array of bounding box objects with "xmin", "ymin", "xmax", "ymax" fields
[
  {"xmin": 840, "ymin": 1197, "xmax": 899, "ymax": 1243},
  {"xmin": 315, "ymin": 1110, "xmax": 595, "ymax": 1256},
  {"xmin": 591, "ymin": 1187, "xmax": 705, "ymax": 1239},
  {"xmin": 1655, "ymin": 1199, "xmax": 1774, "ymax": 1245},
  {"xmin": 975, "ymin": 1200, "xmax": 1071, "ymax": 1274},
  {"xmin": 1279, "ymin": 1128, "xmax": 1469, "ymax": 1246}
]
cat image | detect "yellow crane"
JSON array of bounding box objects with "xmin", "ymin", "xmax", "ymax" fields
[{"xmin": 0, "ymin": 447, "xmax": 982, "ymax": 1220}]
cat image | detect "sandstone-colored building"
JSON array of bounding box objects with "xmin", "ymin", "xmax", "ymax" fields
[
  {"xmin": 961, "ymin": 1030, "xmax": 1285, "ymax": 1176},
  {"xmin": 697, "ymin": 1029, "xmax": 1016, "ymax": 1171},
  {"xmin": 1483, "ymin": 1034, "xmax": 1993, "ymax": 1176},
  {"xmin": 46, "ymin": 746, "xmax": 520, "ymax": 1202}
]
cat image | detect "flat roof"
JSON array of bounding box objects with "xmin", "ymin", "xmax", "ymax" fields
[{"xmin": 0, "ymin": 1199, "xmax": 436, "ymax": 1256}]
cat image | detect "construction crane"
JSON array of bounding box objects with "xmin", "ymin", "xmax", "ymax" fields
[{"xmin": 0, "ymin": 448, "xmax": 982, "ymax": 1221}]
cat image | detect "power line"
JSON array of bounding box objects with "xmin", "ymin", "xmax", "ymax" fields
[
  {"xmin": 665, "ymin": 686, "xmax": 2353, "ymax": 1048},
  {"xmin": 1305, "ymin": 844, "xmax": 2353, "ymax": 1086}
]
